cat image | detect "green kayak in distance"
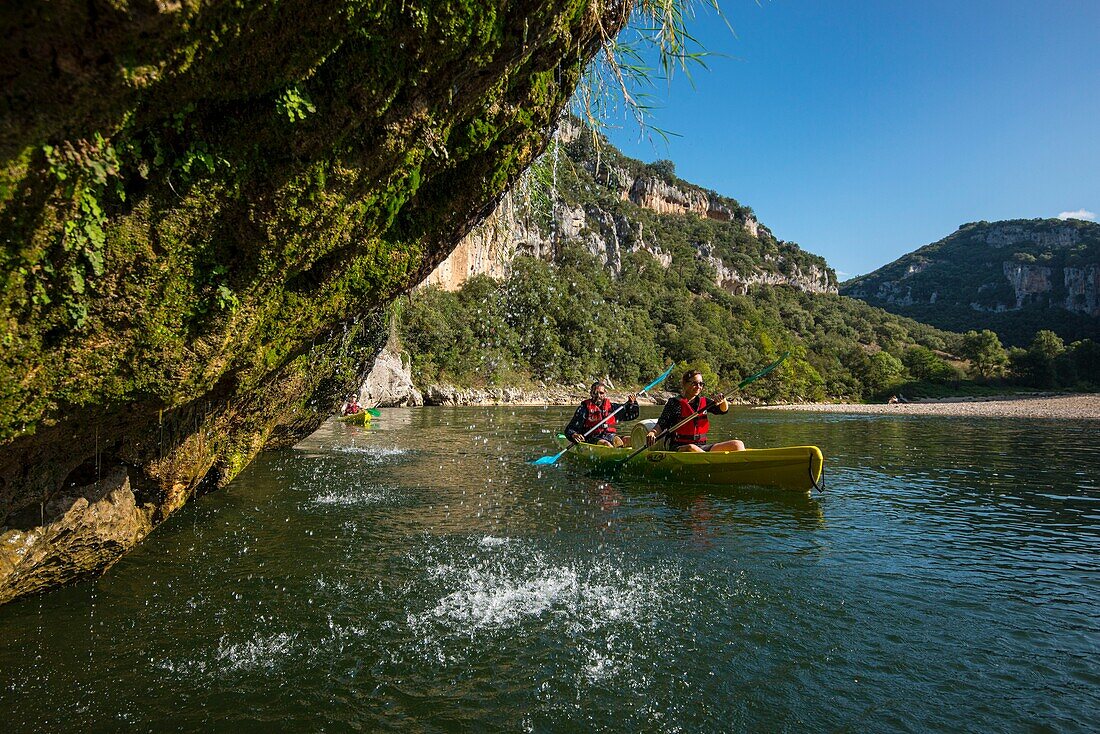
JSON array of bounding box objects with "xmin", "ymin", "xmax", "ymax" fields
[{"xmin": 555, "ymin": 434, "xmax": 824, "ymax": 492}]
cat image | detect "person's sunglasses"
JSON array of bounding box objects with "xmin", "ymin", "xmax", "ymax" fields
[{"xmin": 691, "ymin": 381, "xmax": 704, "ymax": 386}]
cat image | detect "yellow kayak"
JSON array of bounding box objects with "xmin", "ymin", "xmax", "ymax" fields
[
  {"xmin": 337, "ymin": 412, "xmax": 371, "ymax": 426},
  {"xmin": 555, "ymin": 435, "xmax": 823, "ymax": 492}
]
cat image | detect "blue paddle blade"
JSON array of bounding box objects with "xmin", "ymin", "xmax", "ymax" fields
[
  {"xmin": 643, "ymin": 364, "xmax": 676, "ymax": 393},
  {"xmin": 530, "ymin": 451, "xmax": 565, "ymax": 466}
]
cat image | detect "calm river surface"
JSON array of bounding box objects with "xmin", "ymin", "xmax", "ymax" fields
[{"xmin": 2, "ymin": 406, "xmax": 1098, "ymax": 732}]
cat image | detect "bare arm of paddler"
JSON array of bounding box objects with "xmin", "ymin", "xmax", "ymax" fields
[{"xmin": 709, "ymin": 395, "xmax": 730, "ymax": 414}]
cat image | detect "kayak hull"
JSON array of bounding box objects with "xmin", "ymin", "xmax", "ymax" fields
[
  {"xmin": 337, "ymin": 412, "xmax": 371, "ymax": 426},
  {"xmin": 556, "ymin": 436, "xmax": 823, "ymax": 491}
]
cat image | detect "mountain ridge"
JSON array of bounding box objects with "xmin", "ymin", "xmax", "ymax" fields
[{"xmin": 841, "ymin": 218, "xmax": 1100, "ymax": 345}]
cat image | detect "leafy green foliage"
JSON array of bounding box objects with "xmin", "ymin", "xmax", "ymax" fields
[
  {"xmin": 276, "ymin": 84, "xmax": 317, "ymax": 122},
  {"xmin": 398, "ymin": 243, "xmax": 961, "ymax": 402},
  {"xmin": 960, "ymin": 329, "xmax": 1009, "ymax": 379},
  {"xmin": 37, "ymin": 136, "xmax": 124, "ymax": 328}
]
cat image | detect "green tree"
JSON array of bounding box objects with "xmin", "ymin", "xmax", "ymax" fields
[
  {"xmin": 1029, "ymin": 329, "xmax": 1065, "ymax": 360},
  {"xmin": 903, "ymin": 345, "xmax": 958, "ymax": 382},
  {"xmin": 1067, "ymin": 339, "xmax": 1100, "ymax": 387},
  {"xmin": 960, "ymin": 329, "xmax": 1009, "ymax": 379},
  {"xmin": 1021, "ymin": 329, "xmax": 1066, "ymax": 388},
  {"xmin": 647, "ymin": 159, "xmax": 676, "ymax": 179},
  {"xmin": 865, "ymin": 351, "xmax": 906, "ymax": 395}
]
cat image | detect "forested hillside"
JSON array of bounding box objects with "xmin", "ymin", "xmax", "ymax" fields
[
  {"xmin": 401, "ymin": 244, "xmax": 965, "ymax": 402},
  {"xmin": 397, "ymin": 132, "xmax": 1100, "ymax": 401},
  {"xmin": 397, "ymin": 129, "xmax": 977, "ymax": 402}
]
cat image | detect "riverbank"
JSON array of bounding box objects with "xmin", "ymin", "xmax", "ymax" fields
[
  {"xmin": 420, "ymin": 384, "xmax": 674, "ymax": 406},
  {"xmin": 760, "ymin": 393, "xmax": 1100, "ymax": 420}
]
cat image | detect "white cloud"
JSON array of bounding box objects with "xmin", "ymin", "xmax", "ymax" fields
[{"xmin": 1057, "ymin": 209, "xmax": 1096, "ymax": 221}]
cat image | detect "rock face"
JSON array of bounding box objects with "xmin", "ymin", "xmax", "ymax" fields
[
  {"xmin": 0, "ymin": 469, "xmax": 154, "ymax": 604},
  {"xmin": 425, "ymin": 122, "xmax": 836, "ymax": 294},
  {"xmin": 1002, "ymin": 262, "xmax": 1053, "ymax": 309},
  {"xmin": 360, "ymin": 345, "xmax": 423, "ymax": 408},
  {"xmin": 1064, "ymin": 264, "xmax": 1100, "ymax": 317},
  {"xmin": 0, "ymin": 1, "xmax": 627, "ymax": 604},
  {"xmin": 841, "ymin": 219, "xmax": 1100, "ymax": 345},
  {"xmin": 420, "ymin": 383, "xmax": 671, "ymax": 407}
]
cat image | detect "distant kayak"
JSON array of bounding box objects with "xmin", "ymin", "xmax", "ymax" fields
[
  {"xmin": 555, "ymin": 434, "xmax": 823, "ymax": 492},
  {"xmin": 337, "ymin": 412, "xmax": 371, "ymax": 426}
]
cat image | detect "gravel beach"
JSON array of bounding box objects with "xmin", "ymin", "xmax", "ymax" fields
[{"xmin": 759, "ymin": 393, "xmax": 1100, "ymax": 420}]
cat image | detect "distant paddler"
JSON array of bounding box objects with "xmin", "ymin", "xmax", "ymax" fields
[
  {"xmin": 645, "ymin": 369, "xmax": 745, "ymax": 452},
  {"xmin": 342, "ymin": 394, "xmax": 364, "ymax": 416},
  {"xmin": 564, "ymin": 381, "xmax": 639, "ymax": 448}
]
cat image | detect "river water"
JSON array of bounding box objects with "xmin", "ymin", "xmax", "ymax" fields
[{"xmin": 1, "ymin": 406, "xmax": 1098, "ymax": 732}]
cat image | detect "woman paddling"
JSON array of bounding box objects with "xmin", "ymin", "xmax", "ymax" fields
[{"xmin": 645, "ymin": 370, "xmax": 745, "ymax": 452}]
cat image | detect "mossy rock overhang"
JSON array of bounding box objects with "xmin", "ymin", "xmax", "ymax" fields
[{"xmin": 0, "ymin": 0, "xmax": 628, "ymax": 604}]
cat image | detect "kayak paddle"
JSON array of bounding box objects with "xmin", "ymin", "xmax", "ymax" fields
[
  {"xmin": 530, "ymin": 363, "xmax": 675, "ymax": 466},
  {"xmin": 617, "ymin": 351, "xmax": 790, "ymax": 465}
]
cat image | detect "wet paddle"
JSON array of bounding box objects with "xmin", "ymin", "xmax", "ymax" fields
[
  {"xmin": 530, "ymin": 363, "xmax": 675, "ymax": 466},
  {"xmin": 617, "ymin": 351, "xmax": 790, "ymax": 465}
]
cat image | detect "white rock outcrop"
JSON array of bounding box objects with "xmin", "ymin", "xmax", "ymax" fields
[
  {"xmin": 1064, "ymin": 264, "xmax": 1100, "ymax": 316},
  {"xmin": 360, "ymin": 346, "xmax": 423, "ymax": 407}
]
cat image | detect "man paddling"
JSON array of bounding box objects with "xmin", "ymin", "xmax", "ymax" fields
[
  {"xmin": 645, "ymin": 370, "xmax": 745, "ymax": 452},
  {"xmin": 565, "ymin": 381, "xmax": 639, "ymax": 447}
]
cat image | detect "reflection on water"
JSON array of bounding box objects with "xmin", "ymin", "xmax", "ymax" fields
[{"xmin": 1, "ymin": 406, "xmax": 1097, "ymax": 732}]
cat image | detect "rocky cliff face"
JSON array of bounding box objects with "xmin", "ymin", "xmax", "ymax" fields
[
  {"xmin": 841, "ymin": 219, "xmax": 1100, "ymax": 345},
  {"xmin": 1064, "ymin": 264, "xmax": 1100, "ymax": 317},
  {"xmin": 426, "ymin": 124, "xmax": 835, "ymax": 295},
  {"xmin": 0, "ymin": 0, "xmax": 626, "ymax": 604}
]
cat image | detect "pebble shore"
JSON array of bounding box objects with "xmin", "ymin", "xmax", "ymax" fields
[{"xmin": 760, "ymin": 393, "xmax": 1100, "ymax": 420}]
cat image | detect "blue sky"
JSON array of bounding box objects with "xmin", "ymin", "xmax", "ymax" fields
[{"xmin": 603, "ymin": 0, "xmax": 1100, "ymax": 278}]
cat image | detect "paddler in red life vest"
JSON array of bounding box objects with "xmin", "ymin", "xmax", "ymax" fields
[
  {"xmin": 342, "ymin": 394, "xmax": 362, "ymax": 416},
  {"xmin": 565, "ymin": 381, "xmax": 639, "ymax": 448},
  {"xmin": 645, "ymin": 370, "xmax": 746, "ymax": 452}
]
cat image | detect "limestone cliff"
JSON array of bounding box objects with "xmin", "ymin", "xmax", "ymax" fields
[
  {"xmin": 426, "ymin": 122, "xmax": 835, "ymax": 295},
  {"xmin": 0, "ymin": 0, "xmax": 627, "ymax": 604},
  {"xmin": 841, "ymin": 219, "xmax": 1100, "ymax": 345}
]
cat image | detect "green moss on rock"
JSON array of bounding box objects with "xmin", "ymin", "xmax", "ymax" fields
[{"xmin": 0, "ymin": 0, "xmax": 627, "ymax": 604}]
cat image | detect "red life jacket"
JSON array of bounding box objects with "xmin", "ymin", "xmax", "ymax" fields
[
  {"xmin": 671, "ymin": 397, "xmax": 709, "ymax": 445},
  {"xmin": 582, "ymin": 398, "xmax": 616, "ymax": 434}
]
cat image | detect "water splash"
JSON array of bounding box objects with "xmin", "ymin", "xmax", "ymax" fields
[
  {"xmin": 310, "ymin": 486, "xmax": 403, "ymax": 508},
  {"xmin": 406, "ymin": 541, "xmax": 681, "ymax": 638},
  {"xmin": 158, "ymin": 631, "xmax": 299, "ymax": 677}
]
